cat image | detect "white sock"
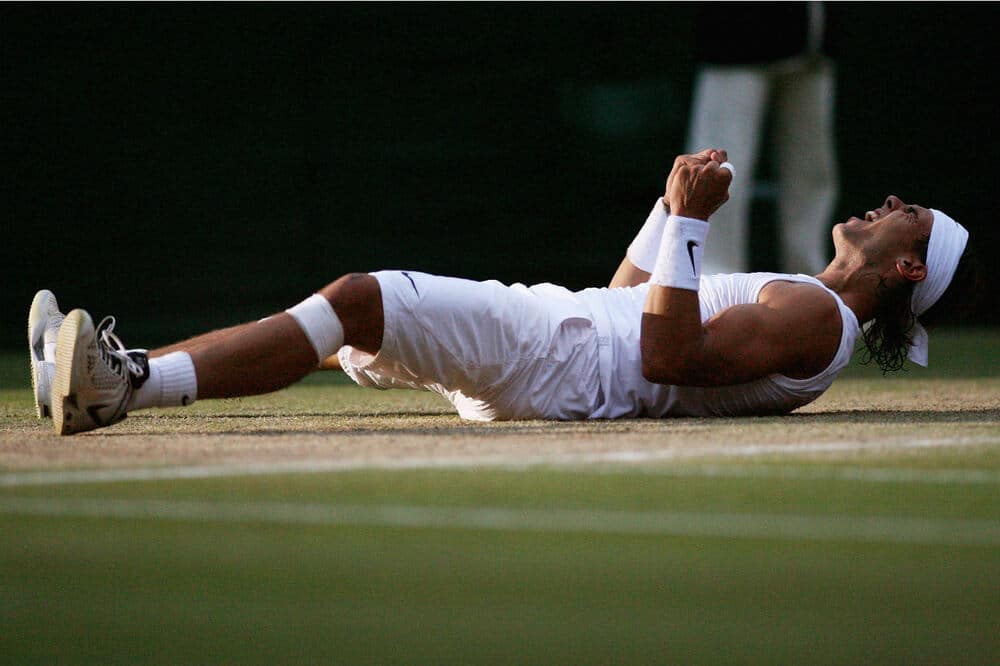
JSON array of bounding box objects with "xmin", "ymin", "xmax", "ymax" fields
[
  {"xmin": 286, "ymin": 294, "xmax": 345, "ymax": 363},
  {"xmin": 127, "ymin": 351, "xmax": 198, "ymax": 411}
]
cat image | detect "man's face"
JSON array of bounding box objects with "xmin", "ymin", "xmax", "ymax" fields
[{"xmin": 834, "ymin": 195, "xmax": 934, "ymax": 263}]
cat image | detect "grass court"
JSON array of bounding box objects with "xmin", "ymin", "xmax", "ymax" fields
[{"xmin": 2, "ymin": 329, "xmax": 998, "ymax": 664}]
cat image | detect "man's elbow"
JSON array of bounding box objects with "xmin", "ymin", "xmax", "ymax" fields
[
  {"xmin": 641, "ymin": 348, "xmax": 724, "ymax": 386},
  {"xmin": 641, "ymin": 355, "xmax": 688, "ymax": 385},
  {"xmin": 641, "ymin": 362, "xmax": 669, "ymax": 385}
]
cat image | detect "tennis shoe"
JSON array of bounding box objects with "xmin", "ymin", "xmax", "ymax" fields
[
  {"xmin": 52, "ymin": 310, "xmax": 150, "ymax": 436},
  {"xmin": 27, "ymin": 289, "xmax": 65, "ymax": 418}
]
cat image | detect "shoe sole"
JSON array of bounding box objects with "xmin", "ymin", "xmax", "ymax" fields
[
  {"xmin": 28, "ymin": 290, "xmax": 55, "ymax": 419},
  {"xmin": 52, "ymin": 309, "xmax": 93, "ymax": 436}
]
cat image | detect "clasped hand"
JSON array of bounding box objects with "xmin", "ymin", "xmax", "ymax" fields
[{"xmin": 664, "ymin": 148, "xmax": 733, "ymax": 221}]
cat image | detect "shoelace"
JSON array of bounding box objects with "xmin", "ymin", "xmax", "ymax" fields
[{"xmin": 96, "ymin": 316, "xmax": 146, "ymax": 378}]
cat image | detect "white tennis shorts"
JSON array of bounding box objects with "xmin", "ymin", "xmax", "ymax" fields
[{"xmin": 337, "ymin": 271, "xmax": 602, "ymax": 420}]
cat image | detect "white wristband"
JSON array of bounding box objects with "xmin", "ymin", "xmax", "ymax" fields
[
  {"xmin": 649, "ymin": 215, "xmax": 710, "ymax": 291},
  {"xmin": 626, "ymin": 198, "xmax": 670, "ymax": 273}
]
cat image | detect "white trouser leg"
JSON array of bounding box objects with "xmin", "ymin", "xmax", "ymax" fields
[
  {"xmin": 685, "ymin": 66, "xmax": 770, "ymax": 274},
  {"xmin": 773, "ymin": 59, "xmax": 839, "ymax": 275}
]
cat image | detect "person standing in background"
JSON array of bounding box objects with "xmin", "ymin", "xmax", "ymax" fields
[{"xmin": 686, "ymin": 1, "xmax": 838, "ymax": 275}]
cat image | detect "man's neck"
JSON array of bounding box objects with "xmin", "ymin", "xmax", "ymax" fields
[{"xmin": 814, "ymin": 259, "xmax": 881, "ymax": 324}]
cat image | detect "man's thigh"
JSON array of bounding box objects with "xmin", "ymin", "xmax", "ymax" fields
[{"xmin": 339, "ymin": 271, "xmax": 553, "ymax": 397}]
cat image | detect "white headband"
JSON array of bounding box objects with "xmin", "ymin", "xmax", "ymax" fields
[{"xmin": 907, "ymin": 209, "xmax": 969, "ymax": 366}]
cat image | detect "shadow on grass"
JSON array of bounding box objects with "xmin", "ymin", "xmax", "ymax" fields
[
  {"xmin": 181, "ymin": 411, "xmax": 451, "ymax": 419},
  {"xmin": 89, "ymin": 407, "xmax": 999, "ymax": 438},
  {"xmin": 788, "ymin": 408, "xmax": 1000, "ymax": 424}
]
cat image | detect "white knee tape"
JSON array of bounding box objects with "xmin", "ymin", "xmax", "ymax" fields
[
  {"xmin": 649, "ymin": 215, "xmax": 710, "ymax": 291},
  {"xmin": 286, "ymin": 294, "xmax": 345, "ymax": 362}
]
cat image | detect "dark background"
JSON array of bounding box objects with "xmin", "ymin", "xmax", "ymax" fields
[{"xmin": 3, "ymin": 3, "xmax": 997, "ymax": 349}]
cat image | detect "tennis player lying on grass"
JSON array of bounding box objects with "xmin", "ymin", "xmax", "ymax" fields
[{"xmin": 29, "ymin": 149, "xmax": 977, "ymax": 435}]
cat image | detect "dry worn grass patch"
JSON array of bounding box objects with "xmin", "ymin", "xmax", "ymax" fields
[{"xmin": 2, "ymin": 377, "xmax": 998, "ymax": 472}]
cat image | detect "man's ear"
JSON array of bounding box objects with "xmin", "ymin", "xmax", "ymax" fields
[{"xmin": 895, "ymin": 254, "xmax": 927, "ymax": 283}]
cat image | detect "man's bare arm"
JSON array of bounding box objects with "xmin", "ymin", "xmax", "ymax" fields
[
  {"xmin": 609, "ymin": 257, "xmax": 652, "ymax": 288},
  {"xmin": 609, "ymin": 149, "xmax": 728, "ymax": 289},
  {"xmin": 639, "ymin": 153, "xmax": 838, "ymax": 386},
  {"xmin": 609, "ymin": 197, "xmax": 668, "ymax": 287},
  {"xmin": 641, "ymin": 283, "xmax": 840, "ymax": 386}
]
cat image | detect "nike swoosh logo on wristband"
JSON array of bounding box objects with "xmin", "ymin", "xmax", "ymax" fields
[{"xmin": 686, "ymin": 240, "xmax": 699, "ymax": 276}]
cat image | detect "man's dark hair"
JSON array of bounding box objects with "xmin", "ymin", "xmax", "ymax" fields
[{"xmin": 860, "ymin": 242, "xmax": 981, "ymax": 374}]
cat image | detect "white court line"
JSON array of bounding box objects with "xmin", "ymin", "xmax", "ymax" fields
[
  {"xmin": 1, "ymin": 434, "xmax": 998, "ymax": 488},
  {"xmin": 0, "ymin": 497, "xmax": 997, "ymax": 547},
  {"xmin": 593, "ymin": 464, "xmax": 1000, "ymax": 485}
]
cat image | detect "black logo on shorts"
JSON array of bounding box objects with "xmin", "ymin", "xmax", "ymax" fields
[
  {"xmin": 686, "ymin": 240, "xmax": 699, "ymax": 275},
  {"xmin": 401, "ymin": 271, "xmax": 419, "ymax": 296}
]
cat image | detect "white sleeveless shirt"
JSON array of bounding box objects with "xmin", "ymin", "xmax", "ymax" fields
[{"xmin": 575, "ymin": 273, "xmax": 861, "ymax": 418}]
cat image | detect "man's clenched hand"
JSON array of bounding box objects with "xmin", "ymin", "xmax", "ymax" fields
[{"xmin": 666, "ymin": 149, "xmax": 732, "ymax": 221}]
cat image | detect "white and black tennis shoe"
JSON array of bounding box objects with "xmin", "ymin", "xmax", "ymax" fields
[
  {"xmin": 52, "ymin": 310, "xmax": 149, "ymax": 436},
  {"xmin": 27, "ymin": 289, "xmax": 65, "ymax": 418}
]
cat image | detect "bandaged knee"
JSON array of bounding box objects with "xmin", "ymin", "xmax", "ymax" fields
[
  {"xmin": 649, "ymin": 215, "xmax": 710, "ymax": 291},
  {"xmin": 286, "ymin": 294, "xmax": 344, "ymax": 362}
]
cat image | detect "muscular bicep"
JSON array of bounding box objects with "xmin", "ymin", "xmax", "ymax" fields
[
  {"xmin": 641, "ymin": 294, "xmax": 838, "ymax": 387},
  {"xmin": 691, "ymin": 304, "xmax": 802, "ymax": 384}
]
